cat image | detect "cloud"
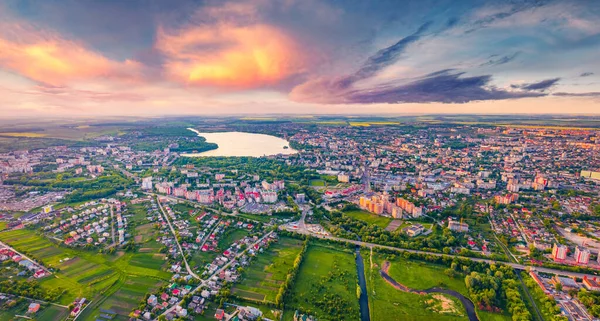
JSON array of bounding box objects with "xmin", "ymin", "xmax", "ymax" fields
[
  {"xmin": 155, "ymin": 2, "xmax": 309, "ymax": 89},
  {"xmin": 291, "ymin": 70, "xmax": 545, "ymax": 104},
  {"xmin": 553, "ymin": 92, "xmax": 600, "ymax": 97},
  {"xmin": 512, "ymin": 78, "xmax": 560, "ymax": 91},
  {"xmin": 352, "ymin": 22, "xmax": 432, "ymax": 81},
  {"xmin": 480, "ymin": 52, "xmax": 520, "ymax": 67},
  {"xmin": 0, "ymin": 21, "xmax": 142, "ymax": 86},
  {"xmin": 580, "ymin": 72, "xmax": 594, "ymax": 77}
]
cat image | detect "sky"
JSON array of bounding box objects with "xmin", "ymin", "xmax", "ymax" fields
[{"xmin": 1, "ymin": 0, "xmax": 600, "ymax": 117}]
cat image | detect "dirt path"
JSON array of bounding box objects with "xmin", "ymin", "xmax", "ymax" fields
[{"xmin": 379, "ymin": 261, "xmax": 480, "ymax": 321}]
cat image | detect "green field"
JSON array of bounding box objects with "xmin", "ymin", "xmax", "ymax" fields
[
  {"xmin": 79, "ymin": 275, "xmax": 164, "ymax": 321},
  {"xmin": 232, "ymin": 237, "xmax": 304, "ymax": 302},
  {"xmin": 309, "ymin": 179, "xmax": 326, "ymax": 186},
  {"xmin": 0, "ymin": 228, "xmax": 169, "ymax": 320},
  {"xmin": 364, "ymin": 251, "xmax": 512, "ymax": 321},
  {"xmin": 343, "ymin": 210, "xmax": 393, "ymax": 229},
  {"xmin": 218, "ymin": 229, "xmax": 250, "ymax": 250},
  {"xmin": 0, "ymin": 301, "xmax": 69, "ymax": 321},
  {"xmin": 283, "ymin": 243, "xmax": 359, "ymax": 321}
]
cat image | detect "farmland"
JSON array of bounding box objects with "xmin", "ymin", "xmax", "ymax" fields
[
  {"xmin": 0, "ymin": 301, "xmax": 69, "ymax": 321},
  {"xmin": 343, "ymin": 210, "xmax": 393, "ymax": 229},
  {"xmin": 283, "ymin": 243, "xmax": 360, "ymax": 321},
  {"xmin": 0, "ymin": 228, "xmax": 170, "ymax": 320},
  {"xmin": 232, "ymin": 237, "xmax": 304, "ymax": 302}
]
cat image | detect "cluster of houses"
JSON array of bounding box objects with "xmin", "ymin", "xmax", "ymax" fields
[
  {"xmin": 0, "ymin": 247, "xmax": 48, "ymax": 278},
  {"xmin": 46, "ymin": 204, "xmax": 113, "ymax": 247},
  {"xmin": 69, "ymin": 297, "xmax": 88, "ymax": 318},
  {"xmin": 133, "ymin": 226, "xmax": 277, "ymax": 321}
]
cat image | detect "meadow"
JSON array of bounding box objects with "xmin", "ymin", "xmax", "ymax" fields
[
  {"xmin": 343, "ymin": 210, "xmax": 393, "ymax": 229},
  {"xmin": 364, "ymin": 251, "xmax": 512, "ymax": 321},
  {"xmin": 232, "ymin": 237, "xmax": 304, "ymax": 302},
  {"xmin": 283, "ymin": 243, "xmax": 360, "ymax": 321}
]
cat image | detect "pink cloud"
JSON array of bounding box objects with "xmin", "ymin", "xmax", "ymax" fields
[{"xmin": 0, "ymin": 21, "xmax": 142, "ymax": 86}]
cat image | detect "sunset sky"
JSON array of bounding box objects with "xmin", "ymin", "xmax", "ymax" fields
[{"xmin": 1, "ymin": 0, "xmax": 599, "ymax": 117}]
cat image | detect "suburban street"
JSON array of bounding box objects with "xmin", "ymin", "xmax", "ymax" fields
[{"xmin": 156, "ymin": 195, "xmax": 200, "ymax": 280}]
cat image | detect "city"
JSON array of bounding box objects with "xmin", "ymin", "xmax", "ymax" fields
[
  {"xmin": 0, "ymin": 116, "xmax": 599, "ymax": 321},
  {"xmin": 1, "ymin": 0, "xmax": 600, "ymax": 321}
]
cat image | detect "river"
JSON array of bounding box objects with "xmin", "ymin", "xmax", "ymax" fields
[
  {"xmin": 355, "ymin": 246, "xmax": 371, "ymax": 321},
  {"xmin": 183, "ymin": 128, "xmax": 297, "ymax": 157}
]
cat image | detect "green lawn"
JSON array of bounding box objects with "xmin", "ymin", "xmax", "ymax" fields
[
  {"xmin": 283, "ymin": 243, "xmax": 359, "ymax": 321},
  {"xmin": 343, "ymin": 210, "xmax": 393, "ymax": 229},
  {"xmin": 232, "ymin": 237, "xmax": 303, "ymax": 302}
]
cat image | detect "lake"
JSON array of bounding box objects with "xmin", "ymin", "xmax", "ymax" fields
[{"xmin": 183, "ymin": 128, "xmax": 298, "ymax": 157}]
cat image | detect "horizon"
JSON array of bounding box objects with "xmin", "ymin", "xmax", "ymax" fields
[{"xmin": 0, "ymin": 0, "xmax": 599, "ymax": 116}]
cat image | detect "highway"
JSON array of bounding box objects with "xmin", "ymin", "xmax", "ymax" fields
[{"xmin": 281, "ymin": 225, "xmax": 600, "ymax": 280}]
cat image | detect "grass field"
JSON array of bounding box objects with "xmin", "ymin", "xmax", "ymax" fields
[
  {"xmin": 0, "ymin": 228, "xmax": 169, "ymax": 320},
  {"xmin": 309, "ymin": 179, "xmax": 326, "ymax": 186},
  {"xmin": 232, "ymin": 237, "xmax": 303, "ymax": 302},
  {"xmin": 236, "ymin": 213, "xmax": 273, "ymax": 223},
  {"xmin": 283, "ymin": 243, "xmax": 359, "ymax": 321},
  {"xmin": 363, "ymin": 251, "xmax": 512, "ymax": 321},
  {"xmin": 343, "ymin": 210, "xmax": 393, "ymax": 229},
  {"xmin": 218, "ymin": 229, "xmax": 250, "ymax": 250}
]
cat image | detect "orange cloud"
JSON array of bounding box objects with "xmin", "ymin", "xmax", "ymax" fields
[
  {"xmin": 156, "ymin": 23, "xmax": 307, "ymax": 88},
  {"xmin": 0, "ymin": 22, "xmax": 140, "ymax": 86}
]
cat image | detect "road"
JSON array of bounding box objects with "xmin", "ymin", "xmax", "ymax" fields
[
  {"xmin": 156, "ymin": 195, "xmax": 200, "ymax": 280},
  {"xmin": 155, "ymin": 231, "xmax": 274, "ymax": 320},
  {"xmin": 281, "ymin": 225, "xmax": 600, "ymax": 279},
  {"xmin": 108, "ymin": 205, "xmax": 117, "ymax": 247},
  {"xmin": 0, "ymin": 240, "xmax": 52, "ymax": 275}
]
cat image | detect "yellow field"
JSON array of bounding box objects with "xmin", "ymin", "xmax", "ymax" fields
[
  {"xmin": 349, "ymin": 121, "xmax": 400, "ymax": 126},
  {"xmin": 314, "ymin": 121, "xmax": 348, "ymax": 125},
  {"xmin": 240, "ymin": 117, "xmax": 277, "ymax": 121},
  {"xmin": 0, "ymin": 132, "xmax": 47, "ymax": 137},
  {"xmin": 449, "ymin": 121, "xmax": 598, "ymax": 130}
]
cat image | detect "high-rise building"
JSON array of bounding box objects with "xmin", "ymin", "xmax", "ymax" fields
[
  {"xmin": 337, "ymin": 173, "xmax": 350, "ymax": 183},
  {"xmin": 141, "ymin": 176, "xmax": 153, "ymax": 190},
  {"xmin": 552, "ymin": 243, "xmax": 567, "ymax": 261},
  {"xmin": 574, "ymin": 246, "xmax": 590, "ymax": 264}
]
